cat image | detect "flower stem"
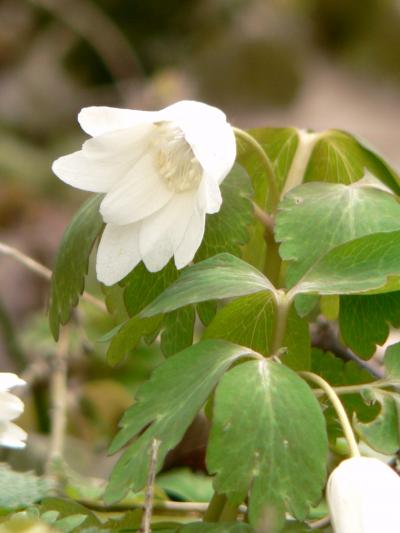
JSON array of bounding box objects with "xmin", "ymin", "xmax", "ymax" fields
[
  {"xmin": 233, "ymin": 127, "xmax": 280, "ymax": 210},
  {"xmin": 300, "ymin": 371, "xmax": 360, "ymax": 458}
]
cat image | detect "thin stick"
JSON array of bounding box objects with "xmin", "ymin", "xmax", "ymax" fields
[
  {"xmin": 0, "ymin": 241, "xmax": 106, "ymax": 312},
  {"xmin": 141, "ymin": 439, "xmax": 161, "ymax": 533},
  {"xmin": 46, "ymin": 327, "xmax": 69, "ymax": 474},
  {"xmin": 80, "ymin": 499, "xmax": 247, "ymax": 514},
  {"xmin": 300, "ymin": 371, "xmax": 360, "ymax": 458}
]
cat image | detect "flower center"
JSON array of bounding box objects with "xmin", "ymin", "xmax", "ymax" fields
[{"xmin": 154, "ymin": 122, "xmax": 203, "ymax": 192}]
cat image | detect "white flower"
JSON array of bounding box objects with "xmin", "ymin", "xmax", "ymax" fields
[
  {"xmin": 0, "ymin": 373, "xmax": 27, "ymax": 449},
  {"xmin": 327, "ymin": 457, "xmax": 400, "ymax": 533},
  {"xmin": 52, "ymin": 100, "xmax": 236, "ymax": 285}
]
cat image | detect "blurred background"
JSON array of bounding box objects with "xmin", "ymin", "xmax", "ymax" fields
[{"xmin": 1, "ymin": 0, "xmax": 400, "ymax": 484}]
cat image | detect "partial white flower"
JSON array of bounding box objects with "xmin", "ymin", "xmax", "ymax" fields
[
  {"xmin": 52, "ymin": 100, "xmax": 236, "ymax": 285},
  {"xmin": 0, "ymin": 373, "xmax": 27, "ymax": 449},
  {"xmin": 327, "ymin": 457, "xmax": 400, "ymax": 533}
]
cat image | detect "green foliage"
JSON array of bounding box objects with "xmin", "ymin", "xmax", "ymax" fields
[
  {"xmin": 160, "ymin": 306, "xmax": 196, "ymax": 357},
  {"xmin": 276, "ymin": 180, "xmax": 400, "ymax": 287},
  {"xmin": 105, "ymin": 340, "xmax": 255, "ymax": 503},
  {"xmin": 123, "ymin": 261, "xmax": 179, "ymax": 317},
  {"xmin": 384, "ymin": 342, "xmax": 400, "ymax": 378},
  {"xmin": 141, "ymin": 254, "xmax": 275, "ymax": 318},
  {"xmin": 196, "ymin": 164, "xmax": 253, "ymax": 260},
  {"xmin": 304, "ymin": 130, "xmax": 400, "ymax": 193},
  {"xmin": 207, "ymin": 360, "xmax": 328, "ymax": 527},
  {"xmin": 180, "ymin": 524, "xmax": 253, "ymax": 533},
  {"xmin": 106, "ymin": 315, "xmax": 162, "ymax": 366},
  {"xmin": 354, "ymin": 391, "xmax": 400, "ymax": 454},
  {"xmin": 0, "ymin": 465, "xmax": 53, "ymax": 510},
  {"xmin": 157, "ymin": 468, "xmax": 213, "ymax": 502},
  {"xmin": 49, "ymin": 195, "xmax": 103, "ymax": 340},
  {"xmin": 292, "ymin": 230, "xmax": 400, "ymax": 296},
  {"xmin": 204, "ymin": 293, "xmax": 310, "ymax": 369},
  {"xmin": 339, "ymin": 293, "xmax": 400, "ymax": 358},
  {"xmin": 238, "ymin": 128, "xmax": 299, "ymax": 207}
]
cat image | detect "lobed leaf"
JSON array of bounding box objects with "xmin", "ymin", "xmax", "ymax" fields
[
  {"xmin": 49, "ymin": 194, "xmax": 103, "ymax": 340},
  {"xmin": 105, "ymin": 340, "xmax": 256, "ymax": 503},
  {"xmin": 339, "ymin": 292, "xmax": 400, "ymax": 358},
  {"xmin": 207, "ymin": 360, "xmax": 328, "ymax": 527},
  {"xmin": 276, "ymin": 180, "xmax": 400, "ymax": 287}
]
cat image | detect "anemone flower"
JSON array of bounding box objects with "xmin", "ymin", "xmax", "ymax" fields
[
  {"xmin": 52, "ymin": 100, "xmax": 236, "ymax": 285},
  {"xmin": 0, "ymin": 373, "xmax": 27, "ymax": 449}
]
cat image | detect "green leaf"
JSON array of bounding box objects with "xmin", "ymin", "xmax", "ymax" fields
[
  {"xmin": 384, "ymin": 342, "xmax": 400, "ymax": 378},
  {"xmin": 238, "ymin": 128, "xmax": 299, "ymax": 208},
  {"xmin": 123, "ymin": 261, "xmax": 179, "ymax": 317},
  {"xmin": 276, "ymin": 181, "xmax": 400, "ymax": 287},
  {"xmin": 196, "ymin": 164, "xmax": 253, "ymax": 260},
  {"xmin": 204, "ymin": 293, "xmax": 310, "ymax": 369},
  {"xmin": 354, "ymin": 391, "xmax": 400, "ymax": 454},
  {"xmin": 160, "ymin": 306, "xmax": 196, "ymax": 357},
  {"xmin": 105, "ymin": 340, "xmax": 255, "ymax": 503},
  {"xmin": 197, "ymin": 301, "xmax": 218, "ymax": 326},
  {"xmin": 140, "ymin": 254, "xmax": 275, "ymax": 318},
  {"xmin": 106, "ymin": 315, "xmax": 162, "ymax": 366},
  {"xmin": 0, "ymin": 465, "xmax": 53, "ymax": 510},
  {"xmin": 291, "ymin": 231, "xmax": 400, "ymax": 296},
  {"xmin": 55, "ymin": 514, "xmax": 88, "ymax": 532},
  {"xmin": 304, "ymin": 130, "xmax": 400, "ymax": 193},
  {"xmin": 207, "ymin": 360, "xmax": 328, "ymax": 527},
  {"xmin": 156, "ymin": 468, "xmax": 213, "ymax": 502},
  {"xmin": 49, "ymin": 195, "xmax": 103, "ymax": 340},
  {"xmin": 180, "ymin": 524, "xmax": 253, "ymax": 533},
  {"xmin": 39, "ymin": 498, "xmax": 102, "ymax": 530},
  {"xmin": 339, "ymin": 293, "xmax": 400, "ymax": 358}
]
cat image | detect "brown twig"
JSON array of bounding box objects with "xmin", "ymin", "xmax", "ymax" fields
[
  {"xmin": 140, "ymin": 439, "xmax": 161, "ymax": 533},
  {"xmin": 46, "ymin": 327, "xmax": 69, "ymax": 474},
  {"xmin": 0, "ymin": 241, "xmax": 107, "ymax": 313}
]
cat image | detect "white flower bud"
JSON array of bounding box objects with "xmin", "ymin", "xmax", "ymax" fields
[
  {"xmin": 327, "ymin": 457, "xmax": 400, "ymax": 533},
  {"xmin": 0, "ymin": 373, "xmax": 27, "ymax": 449}
]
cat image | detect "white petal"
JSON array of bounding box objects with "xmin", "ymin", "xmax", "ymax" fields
[
  {"xmin": 0, "ymin": 392, "xmax": 24, "ymax": 421},
  {"xmin": 327, "ymin": 457, "xmax": 400, "ymax": 533},
  {"xmin": 100, "ymin": 152, "xmax": 173, "ymax": 225},
  {"xmin": 198, "ymin": 174, "xmax": 222, "ymax": 214},
  {"xmin": 0, "ymin": 373, "xmax": 25, "ymax": 392},
  {"xmin": 96, "ymin": 223, "xmax": 141, "ymax": 286},
  {"xmin": 139, "ymin": 192, "xmax": 198, "ymax": 272},
  {"xmin": 174, "ymin": 210, "xmax": 206, "ymax": 269},
  {"xmin": 158, "ymin": 100, "xmax": 236, "ymax": 184},
  {"xmin": 53, "ymin": 126, "xmax": 152, "ymax": 193},
  {"xmin": 78, "ymin": 106, "xmax": 158, "ymax": 137},
  {"xmin": 0, "ymin": 421, "xmax": 27, "ymax": 449},
  {"xmin": 53, "ymin": 150, "xmax": 127, "ymax": 193}
]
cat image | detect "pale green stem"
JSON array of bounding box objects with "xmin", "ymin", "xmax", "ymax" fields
[
  {"xmin": 313, "ymin": 379, "xmax": 399, "ymax": 398},
  {"xmin": 270, "ymin": 292, "xmax": 292, "ymax": 355},
  {"xmin": 300, "ymin": 371, "xmax": 360, "ymax": 458},
  {"xmin": 233, "ymin": 127, "xmax": 280, "ymax": 210}
]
